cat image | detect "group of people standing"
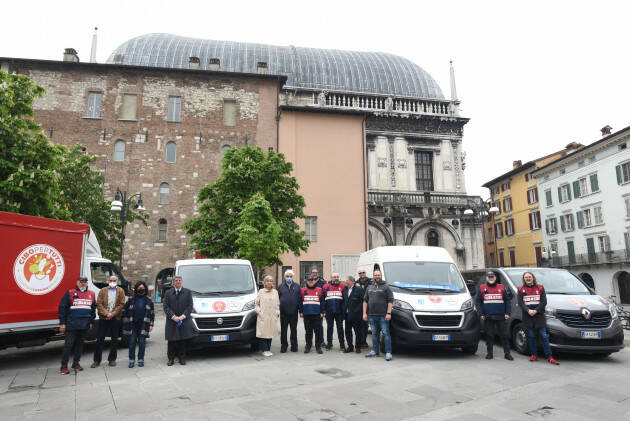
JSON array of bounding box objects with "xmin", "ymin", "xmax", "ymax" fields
[
  {"xmin": 57, "ymin": 268, "xmax": 560, "ymax": 374},
  {"xmin": 254, "ymin": 267, "xmax": 395, "ymax": 361}
]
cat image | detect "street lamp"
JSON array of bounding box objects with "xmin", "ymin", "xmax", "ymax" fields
[
  {"xmin": 463, "ymin": 199, "xmax": 499, "ymax": 268},
  {"xmin": 110, "ymin": 188, "xmax": 145, "ymax": 268}
]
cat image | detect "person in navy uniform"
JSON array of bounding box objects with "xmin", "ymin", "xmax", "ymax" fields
[
  {"xmin": 299, "ymin": 275, "xmax": 325, "ymax": 354},
  {"xmin": 323, "ymin": 272, "xmax": 347, "ymax": 351},
  {"xmin": 518, "ymin": 271, "xmax": 559, "ymax": 365},
  {"xmin": 474, "ymin": 271, "xmax": 513, "ymax": 360},
  {"xmin": 58, "ymin": 276, "xmax": 96, "ymax": 374},
  {"xmin": 342, "ymin": 276, "xmax": 364, "ymax": 353}
]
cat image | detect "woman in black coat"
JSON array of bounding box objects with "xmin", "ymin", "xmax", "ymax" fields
[
  {"xmin": 122, "ymin": 281, "xmax": 155, "ymax": 368},
  {"xmin": 163, "ymin": 276, "xmax": 194, "ymax": 365}
]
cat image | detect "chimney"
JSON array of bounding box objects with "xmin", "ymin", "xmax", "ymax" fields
[
  {"xmin": 89, "ymin": 27, "xmax": 98, "ymax": 63},
  {"xmin": 63, "ymin": 48, "xmax": 79, "ymax": 63},
  {"xmin": 601, "ymin": 125, "xmax": 612, "ymax": 136},
  {"xmin": 208, "ymin": 58, "xmax": 220, "ymax": 71},
  {"xmin": 188, "ymin": 56, "xmax": 200, "ymax": 69},
  {"xmin": 513, "ymin": 160, "xmax": 522, "ymax": 169},
  {"xmin": 257, "ymin": 61, "xmax": 268, "ymax": 74}
]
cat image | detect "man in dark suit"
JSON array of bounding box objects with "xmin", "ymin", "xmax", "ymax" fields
[
  {"xmin": 342, "ymin": 275, "xmax": 365, "ymax": 353},
  {"xmin": 163, "ymin": 275, "xmax": 194, "ymax": 365}
]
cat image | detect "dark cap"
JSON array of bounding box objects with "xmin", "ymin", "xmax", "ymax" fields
[
  {"xmin": 77, "ymin": 276, "xmax": 89, "ymax": 282},
  {"xmin": 486, "ymin": 271, "xmax": 496, "ymax": 277}
]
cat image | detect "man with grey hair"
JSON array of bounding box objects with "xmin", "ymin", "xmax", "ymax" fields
[
  {"xmin": 323, "ymin": 272, "xmax": 346, "ymax": 350},
  {"xmin": 277, "ymin": 269, "xmax": 301, "ymax": 352},
  {"xmin": 163, "ymin": 275, "xmax": 193, "ymax": 365},
  {"xmin": 343, "ymin": 275, "xmax": 364, "ymax": 353}
]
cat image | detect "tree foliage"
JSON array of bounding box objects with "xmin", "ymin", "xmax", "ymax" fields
[
  {"xmin": 0, "ymin": 70, "xmax": 147, "ymax": 262},
  {"xmin": 184, "ymin": 146, "xmax": 309, "ymax": 266}
]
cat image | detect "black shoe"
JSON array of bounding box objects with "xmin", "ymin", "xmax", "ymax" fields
[
  {"xmin": 304, "ymin": 345, "xmax": 311, "ymax": 354},
  {"xmin": 485, "ymin": 354, "xmax": 493, "ymax": 359},
  {"xmin": 361, "ymin": 343, "xmax": 369, "ymax": 348},
  {"xmin": 90, "ymin": 362, "xmax": 100, "ymax": 368},
  {"xmin": 179, "ymin": 359, "xmax": 186, "ymax": 365},
  {"xmin": 340, "ymin": 344, "xmax": 346, "ymax": 351},
  {"xmin": 355, "ymin": 347, "xmax": 361, "ymax": 354},
  {"xmin": 316, "ymin": 347, "xmax": 323, "ymax": 354},
  {"xmin": 290, "ymin": 347, "xmax": 298, "ymax": 352},
  {"xmin": 280, "ymin": 346, "xmax": 288, "ymax": 353},
  {"xmin": 167, "ymin": 359, "xmax": 174, "ymax": 366},
  {"xmin": 108, "ymin": 361, "xmax": 116, "ymax": 367},
  {"xmin": 344, "ymin": 346, "xmax": 354, "ymax": 353},
  {"xmin": 325, "ymin": 345, "xmax": 333, "ymax": 351},
  {"xmin": 505, "ymin": 353, "xmax": 514, "ymax": 361}
]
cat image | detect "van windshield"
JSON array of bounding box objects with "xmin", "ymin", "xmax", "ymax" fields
[
  {"xmin": 177, "ymin": 264, "xmax": 255, "ymax": 295},
  {"xmin": 504, "ymin": 269, "xmax": 591, "ymax": 295},
  {"xmin": 383, "ymin": 262, "xmax": 466, "ymax": 293}
]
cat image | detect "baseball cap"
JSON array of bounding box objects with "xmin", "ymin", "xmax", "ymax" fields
[{"xmin": 486, "ymin": 271, "xmax": 496, "ymax": 277}]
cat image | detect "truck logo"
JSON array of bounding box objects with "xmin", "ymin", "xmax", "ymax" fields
[
  {"xmin": 213, "ymin": 301, "xmax": 226, "ymax": 312},
  {"xmin": 13, "ymin": 244, "xmax": 65, "ymax": 295}
]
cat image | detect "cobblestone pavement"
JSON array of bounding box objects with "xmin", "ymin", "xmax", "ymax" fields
[{"xmin": 1, "ymin": 311, "xmax": 628, "ymax": 420}]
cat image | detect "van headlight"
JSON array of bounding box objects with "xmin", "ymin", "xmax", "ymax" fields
[
  {"xmin": 609, "ymin": 303, "xmax": 618, "ymax": 319},
  {"xmin": 545, "ymin": 308, "xmax": 556, "ymax": 319},
  {"xmin": 242, "ymin": 300, "xmax": 256, "ymax": 312},
  {"xmin": 460, "ymin": 299, "xmax": 473, "ymax": 311},
  {"xmin": 393, "ymin": 299, "xmax": 413, "ymax": 310}
]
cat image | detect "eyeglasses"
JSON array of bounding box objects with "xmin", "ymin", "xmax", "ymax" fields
[{"xmin": 78, "ymin": 280, "xmax": 88, "ymax": 284}]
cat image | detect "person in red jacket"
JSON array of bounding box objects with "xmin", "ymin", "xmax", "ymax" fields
[
  {"xmin": 323, "ymin": 273, "xmax": 347, "ymax": 351},
  {"xmin": 518, "ymin": 271, "xmax": 559, "ymax": 365},
  {"xmin": 474, "ymin": 271, "xmax": 513, "ymax": 360},
  {"xmin": 299, "ymin": 276, "xmax": 325, "ymax": 354},
  {"xmin": 58, "ymin": 276, "xmax": 96, "ymax": 374}
]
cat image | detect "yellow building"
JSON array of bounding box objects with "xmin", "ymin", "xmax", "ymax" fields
[{"xmin": 482, "ymin": 144, "xmax": 582, "ymax": 268}]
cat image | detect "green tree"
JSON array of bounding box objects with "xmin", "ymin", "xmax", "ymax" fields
[
  {"xmin": 184, "ymin": 146, "xmax": 309, "ymax": 269},
  {"xmin": 0, "ymin": 71, "xmax": 63, "ymax": 216}
]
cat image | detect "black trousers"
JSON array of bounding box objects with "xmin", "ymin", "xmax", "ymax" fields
[
  {"xmin": 167, "ymin": 339, "xmax": 188, "ymax": 361},
  {"xmin": 303, "ymin": 315, "xmax": 323, "ymax": 347},
  {"xmin": 359, "ymin": 319, "xmax": 369, "ymax": 345},
  {"xmin": 93, "ymin": 318, "xmax": 120, "ymax": 363},
  {"xmin": 485, "ymin": 318, "xmax": 511, "ymax": 355},
  {"xmin": 61, "ymin": 329, "xmax": 87, "ymax": 367},
  {"xmin": 345, "ymin": 314, "xmax": 362, "ymax": 348},
  {"xmin": 326, "ymin": 312, "xmax": 345, "ymax": 347},
  {"xmin": 280, "ymin": 312, "xmax": 298, "ymax": 350}
]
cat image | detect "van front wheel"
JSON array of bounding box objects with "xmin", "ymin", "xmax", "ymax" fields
[
  {"xmin": 512, "ymin": 323, "xmax": 529, "ymax": 355},
  {"xmin": 462, "ymin": 340, "xmax": 478, "ymax": 355}
]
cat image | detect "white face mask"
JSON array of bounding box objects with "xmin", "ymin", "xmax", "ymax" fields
[
  {"xmin": 109, "ymin": 282, "xmax": 117, "ymax": 289},
  {"xmin": 79, "ymin": 287, "xmax": 87, "ymax": 292}
]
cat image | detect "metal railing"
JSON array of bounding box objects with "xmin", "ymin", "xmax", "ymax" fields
[
  {"xmin": 543, "ymin": 249, "xmax": 630, "ymax": 267},
  {"xmin": 368, "ymin": 191, "xmax": 482, "ymax": 207}
]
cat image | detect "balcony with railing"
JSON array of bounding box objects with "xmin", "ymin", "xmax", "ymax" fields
[
  {"xmin": 368, "ymin": 191, "xmax": 482, "ymax": 207},
  {"xmin": 310, "ymin": 91, "xmax": 456, "ymax": 116},
  {"xmin": 543, "ymin": 249, "xmax": 630, "ymax": 267}
]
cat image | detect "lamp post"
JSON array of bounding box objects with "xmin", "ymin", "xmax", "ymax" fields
[
  {"xmin": 463, "ymin": 199, "xmax": 499, "ymax": 268},
  {"xmin": 110, "ymin": 188, "xmax": 146, "ymax": 269}
]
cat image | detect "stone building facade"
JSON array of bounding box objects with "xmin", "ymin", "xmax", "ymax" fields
[{"xmin": 1, "ymin": 55, "xmax": 284, "ymax": 282}]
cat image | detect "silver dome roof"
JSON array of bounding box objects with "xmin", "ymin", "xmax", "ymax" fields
[{"xmin": 107, "ymin": 33, "xmax": 444, "ymax": 99}]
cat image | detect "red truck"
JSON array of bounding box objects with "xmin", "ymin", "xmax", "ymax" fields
[{"xmin": 0, "ymin": 211, "xmax": 128, "ymax": 349}]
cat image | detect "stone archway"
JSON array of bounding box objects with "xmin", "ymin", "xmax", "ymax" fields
[
  {"xmin": 368, "ymin": 218, "xmax": 394, "ymax": 248},
  {"xmin": 405, "ymin": 219, "xmax": 463, "ymax": 248},
  {"xmin": 614, "ymin": 271, "xmax": 630, "ymax": 304},
  {"xmin": 578, "ymin": 272, "xmax": 595, "ymax": 290},
  {"xmin": 405, "ymin": 219, "xmax": 464, "ymax": 264}
]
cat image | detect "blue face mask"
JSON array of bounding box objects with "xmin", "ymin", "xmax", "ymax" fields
[{"xmin": 286, "ymin": 278, "xmax": 293, "ymax": 284}]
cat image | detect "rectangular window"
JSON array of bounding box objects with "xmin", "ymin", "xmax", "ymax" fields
[
  {"xmin": 545, "ymin": 189, "xmax": 552, "ymax": 207},
  {"xmin": 509, "ymin": 248, "xmax": 516, "ymax": 267},
  {"xmin": 529, "ymin": 211, "xmax": 541, "ymax": 230},
  {"xmin": 499, "ymin": 250, "xmax": 505, "ymax": 266},
  {"xmin": 561, "ymin": 214, "xmax": 574, "ymax": 231},
  {"xmin": 86, "ymin": 91, "xmax": 102, "ymax": 118},
  {"xmin": 305, "ymin": 216, "xmax": 318, "ymax": 242},
  {"xmin": 594, "ymin": 206, "xmax": 603, "ymax": 224},
  {"xmin": 583, "ymin": 208, "xmax": 592, "ymax": 227},
  {"xmin": 501, "ymin": 181, "xmax": 511, "ymax": 192},
  {"xmin": 495, "ymin": 222, "xmax": 504, "ymax": 239},
  {"xmin": 597, "ymin": 235, "xmax": 611, "ymax": 252},
  {"xmin": 492, "ymin": 200, "xmax": 501, "ymax": 215},
  {"xmin": 299, "ymin": 261, "xmax": 323, "ymax": 285},
  {"xmin": 559, "ymin": 183, "xmax": 571, "ymax": 202},
  {"xmin": 503, "ymin": 197, "xmax": 512, "ymax": 212},
  {"xmin": 625, "ymin": 197, "xmax": 630, "ymax": 218},
  {"xmin": 168, "ymin": 96, "xmax": 181, "ymax": 122},
  {"xmin": 120, "ymin": 93, "xmax": 137, "ymax": 120},
  {"xmin": 546, "ymin": 217, "xmax": 558, "ymax": 234},
  {"xmin": 619, "ymin": 162, "xmax": 630, "ymax": 184},
  {"xmin": 223, "ymin": 99, "xmax": 237, "ymax": 126},
  {"xmin": 487, "ymin": 227, "xmax": 493, "ymax": 242},
  {"xmin": 505, "ymin": 218, "xmax": 515, "ymax": 236},
  {"xmin": 414, "ymin": 151, "xmax": 434, "ymax": 191},
  {"xmin": 527, "ymin": 187, "xmax": 538, "ymax": 204},
  {"xmin": 589, "ymin": 173, "xmax": 599, "ymax": 192}
]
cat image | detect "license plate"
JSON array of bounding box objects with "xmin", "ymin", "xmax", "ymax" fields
[
  {"xmin": 581, "ymin": 331, "xmax": 601, "ymax": 339},
  {"xmin": 432, "ymin": 334, "xmax": 451, "ymax": 341},
  {"xmin": 211, "ymin": 335, "xmax": 229, "ymax": 342}
]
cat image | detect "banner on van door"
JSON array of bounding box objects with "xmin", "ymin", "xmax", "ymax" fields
[
  {"xmin": 391, "ymin": 282, "xmax": 459, "ymax": 291},
  {"xmin": 13, "ymin": 244, "xmax": 66, "ymax": 295},
  {"xmin": 193, "ymin": 297, "xmax": 245, "ymax": 313}
]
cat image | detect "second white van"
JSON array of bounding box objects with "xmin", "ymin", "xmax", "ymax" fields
[{"xmin": 357, "ymin": 246, "xmax": 480, "ymax": 354}]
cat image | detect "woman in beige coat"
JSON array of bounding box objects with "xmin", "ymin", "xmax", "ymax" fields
[{"xmin": 256, "ymin": 275, "xmax": 280, "ymax": 357}]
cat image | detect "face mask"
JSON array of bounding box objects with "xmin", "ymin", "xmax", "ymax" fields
[
  {"xmin": 137, "ymin": 289, "xmax": 146, "ymax": 295},
  {"xmin": 109, "ymin": 282, "xmax": 117, "ymax": 288},
  {"xmin": 487, "ymin": 278, "xmax": 496, "ymax": 285},
  {"xmin": 79, "ymin": 287, "xmax": 87, "ymax": 292},
  {"xmin": 286, "ymin": 278, "xmax": 293, "ymax": 283}
]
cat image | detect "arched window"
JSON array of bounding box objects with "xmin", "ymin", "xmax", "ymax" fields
[
  {"xmin": 113, "ymin": 140, "xmax": 125, "ymax": 162},
  {"xmin": 166, "ymin": 142, "xmax": 176, "ymax": 163},
  {"xmin": 221, "ymin": 145, "xmax": 231, "ymax": 156},
  {"xmin": 427, "ymin": 230, "xmax": 439, "ymax": 247},
  {"xmin": 159, "ymin": 183, "xmax": 170, "ymax": 204},
  {"xmin": 158, "ymin": 219, "xmax": 167, "ymax": 242},
  {"xmin": 578, "ymin": 273, "xmax": 595, "ymax": 289},
  {"xmin": 617, "ymin": 271, "xmax": 630, "ymax": 304}
]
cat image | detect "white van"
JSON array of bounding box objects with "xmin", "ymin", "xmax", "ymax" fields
[
  {"xmin": 357, "ymin": 246, "xmax": 480, "ymax": 354},
  {"xmin": 175, "ymin": 258, "xmax": 258, "ymax": 349}
]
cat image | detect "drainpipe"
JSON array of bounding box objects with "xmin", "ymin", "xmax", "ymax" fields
[{"xmin": 362, "ymin": 114, "xmax": 368, "ymax": 251}]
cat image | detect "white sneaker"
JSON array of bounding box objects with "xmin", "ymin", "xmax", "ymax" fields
[{"xmin": 262, "ymin": 351, "xmax": 273, "ymax": 357}]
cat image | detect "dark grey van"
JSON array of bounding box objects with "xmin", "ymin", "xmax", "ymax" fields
[{"xmin": 462, "ymin": 267, "xmax": 625, "ymax": 355}]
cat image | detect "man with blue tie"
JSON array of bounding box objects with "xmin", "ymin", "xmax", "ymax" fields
[{"xmin": 163, "ymin": 275, "xmax": 193, "ymax": 366}]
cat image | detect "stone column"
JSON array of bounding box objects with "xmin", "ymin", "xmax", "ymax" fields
[
  {"xmin": 432, "ymin": 150, "xmax": 442, "ymax": 191},
  {"xmin": 455, "ymin": 140, "xmax": 466, "ymax": 193},
  {"xmin": 394, "ymin": 137, "xmax": 408, "ymax": 191},
  {"xmin": 367, "ymin": 142, "xmax": 376, "ymax": 189},
  {"xmin": 375, "ymin": 136, "xmax": 389, "ymax": 189},
  {"xmin": 407, "ymin": 147, "xmax": 416, "ymax": 191},
  {"xmin": 440, "ymin": 138, "xmax": 455, "ymax": 191}
]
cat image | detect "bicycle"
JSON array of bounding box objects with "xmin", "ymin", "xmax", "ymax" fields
[{"xmin": 607, "ymin": 295, "xmax": 630, "ymax": 330}]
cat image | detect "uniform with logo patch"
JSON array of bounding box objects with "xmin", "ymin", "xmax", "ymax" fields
[
  {"xmin": 58, "ymin": 286, "xmax": 96, "ymax": 370},
  {"xmin": 298, "ymin": 285, "xmax": 325, "ymax": 350},
  {"xmin": 323, "ymin": 282, "xmax": 347, "ymax": 349},
  {"xmin": 518, "ymin": 282, "xmax": 555, "ymax": 360},
  {"xmin": 475, "ymin": 282, "xmax": 512, "ymax": 357}
]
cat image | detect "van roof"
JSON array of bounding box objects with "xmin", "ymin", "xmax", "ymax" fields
[
  {"xmin": 360, "ymin": 246, "xmax": 455, "ymax": 263},
  {"xmin": 175, "ymin": 258, "xmax": 252, "ymax": 267}
]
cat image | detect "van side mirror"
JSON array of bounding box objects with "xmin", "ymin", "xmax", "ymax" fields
[{"xmin": 466, "ymin": 280, "xmax": 476, "ymax": 295}]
